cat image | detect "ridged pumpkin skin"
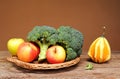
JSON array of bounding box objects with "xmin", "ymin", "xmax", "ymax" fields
[{"xmin": 88, "ymin": 36, "xmax": 111, "ymax": 63}]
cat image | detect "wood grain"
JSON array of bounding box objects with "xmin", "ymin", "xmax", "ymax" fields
[{"xmin": 0, "ymin": 51, "xmax": 120, "ymax": 79}]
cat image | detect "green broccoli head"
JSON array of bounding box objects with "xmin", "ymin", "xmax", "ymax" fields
[
  {"xmin": 66, "ymin": 48, "xmax": 77, "ymax": 61},
  {"xmin": 27, "ymin": 26, "xmax": 58, "ymax": 61},
  {"xmin": 57, "ymin": 26, "xmax": 84, "ymax": 61},
  {"xmin": 27, "ymin": 26, "xmax": 57, "ymax": 43},
  {"xmin": 77, "ymin": 48, "xmax": 82, "ymax": 56}
]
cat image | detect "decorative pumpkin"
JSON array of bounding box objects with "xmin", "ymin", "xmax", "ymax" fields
[{"xmin": 88, "ymin": 27, "xmax": 111, "ymax": 63}]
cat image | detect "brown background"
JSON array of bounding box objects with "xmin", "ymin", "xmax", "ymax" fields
[{"xmin": 0, "ymin": 0, "xmax": 120, "ymax": 52}]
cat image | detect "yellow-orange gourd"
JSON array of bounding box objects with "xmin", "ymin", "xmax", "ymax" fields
[{"xmin": 88, "ymin": 36, "xmax": 111, "ymax": 63}]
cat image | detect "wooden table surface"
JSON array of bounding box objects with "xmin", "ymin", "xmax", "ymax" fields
[{"xmin": 0, "ymin": 51, "xmax": 120, "ymax": 79}]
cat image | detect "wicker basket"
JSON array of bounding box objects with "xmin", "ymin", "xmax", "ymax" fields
[{"xmin": 7, "ymin": 56, "xmax": 80, "ymax": 70}]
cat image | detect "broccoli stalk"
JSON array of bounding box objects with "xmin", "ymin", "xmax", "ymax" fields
[{"xmin": 35, "ymin": 39, "xmax": 49, "ymax": 61}]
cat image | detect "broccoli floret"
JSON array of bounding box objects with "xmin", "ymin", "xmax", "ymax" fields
[
  {"xmin": 66, "ymin": 48, "xmax": 77, "ymax": 61},
  {"xmin": 77, "ymin": 48, "xmax": 82, "ymax": 56},
  {"xmin": 57, "ymin": 26, "xmax": 84, "ymax": 61},
  {"xmin": 27, "ymin": 26, "xmax": 57, "ymax": 61}
]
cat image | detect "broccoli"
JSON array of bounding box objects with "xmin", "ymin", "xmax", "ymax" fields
[
  {"xmin": 27, "ymin": 26, "xmax": 57, "ymax": 61},
  {"xmin": 57, "ymin": 26, "xmax": 84, "ymax": 61},
  {"xmin": 27, "ymin": 25, "xmax": 84, "ymax": 62},
  {"xmin": 66, "ymin": 48, "xmax": 77, "ymax": 61}
]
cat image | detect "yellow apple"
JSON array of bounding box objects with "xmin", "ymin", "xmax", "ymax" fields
[{"xmin": 7, "ymin": 38, "xmax": 24, "ymax": 55}]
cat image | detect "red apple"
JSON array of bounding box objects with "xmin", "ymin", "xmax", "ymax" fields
[
  {"xmin": 46, "ymin": 45, "xmax": 66, "ymax": 64},
  {"xmin": 17, "ymin": 42, "xmax": 40, "ymax": 62}
]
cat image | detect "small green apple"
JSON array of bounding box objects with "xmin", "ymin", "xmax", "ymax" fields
[{"xmin": 7, "ymin": 38, "xmax": 24, "ymax": 55}]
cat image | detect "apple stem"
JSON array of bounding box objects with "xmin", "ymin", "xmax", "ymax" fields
[{"xmin": 54, "ymin": 47, "xmax": 57, "ymax": 53}]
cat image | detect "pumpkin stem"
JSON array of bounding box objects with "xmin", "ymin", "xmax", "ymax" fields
[{"xmin": 102, "ymin": 26, "xmax": 106, "ymax": 37}]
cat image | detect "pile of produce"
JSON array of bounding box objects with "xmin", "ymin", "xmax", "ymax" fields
[{"xmin": 7, "ymin": 26, "xmax": 84, "ymax": 64}]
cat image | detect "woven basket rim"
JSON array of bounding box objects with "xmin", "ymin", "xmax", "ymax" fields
[{"xmin": 7, "ymin": 56, "xmax": 80, "ymax": 70}]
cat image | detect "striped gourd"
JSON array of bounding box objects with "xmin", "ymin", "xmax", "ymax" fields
[{"xmin": 88, "ymin": 27, "xmax": 111, "ymax": 63}]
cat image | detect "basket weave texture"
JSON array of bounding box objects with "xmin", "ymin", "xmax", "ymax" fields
[{"xmin": 7, "ymin": 57, "xmax": 80, "ymax": 70}]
